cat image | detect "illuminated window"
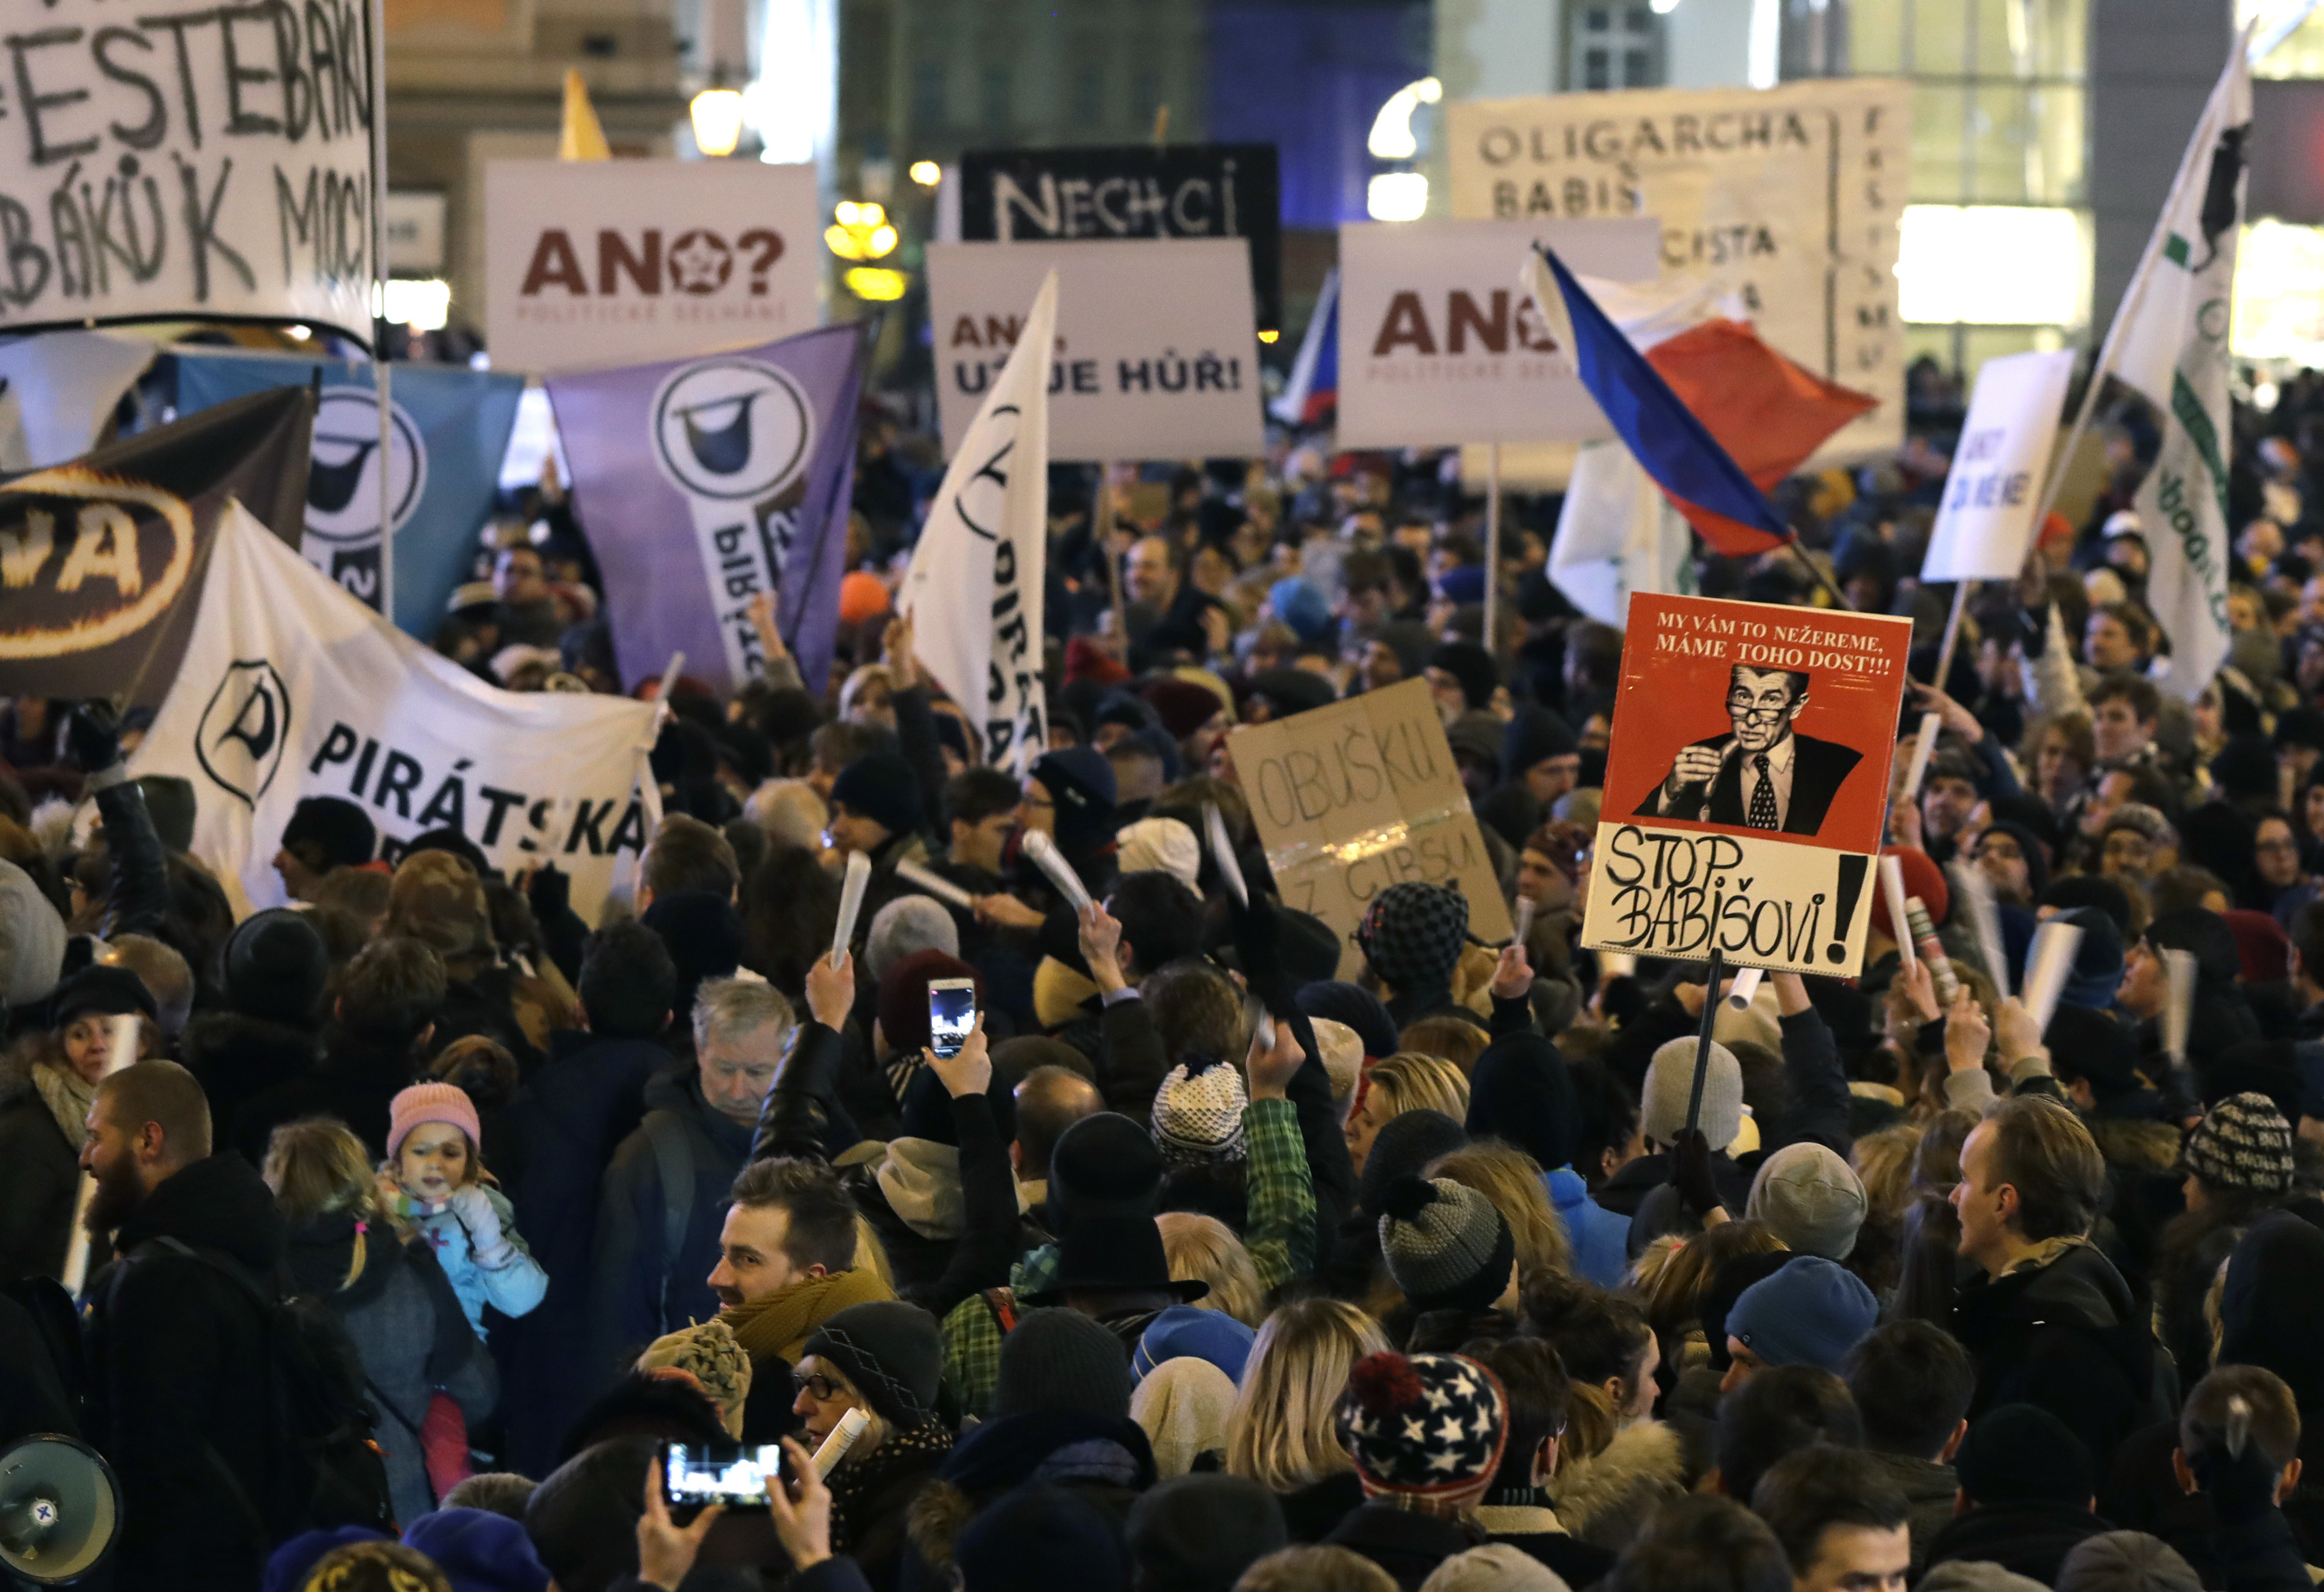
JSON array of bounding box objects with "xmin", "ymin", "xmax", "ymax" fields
[
  {"xmin": 2232, "ymin": 219, "xmax": 2324, "ymax": 362},
  {"xmin": 1897, "ymin": 205, "xmax": 2089, "ymax": 325}
]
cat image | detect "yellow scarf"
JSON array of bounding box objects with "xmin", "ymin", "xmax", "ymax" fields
[{"xmin": 719, "ymin": 1265, "xmax": 895, "ymax": 1366}]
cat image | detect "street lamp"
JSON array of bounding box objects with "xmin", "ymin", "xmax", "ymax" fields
[{"xmin": 690, "ymin": 84, "xmax": 747, "ymax": 158}]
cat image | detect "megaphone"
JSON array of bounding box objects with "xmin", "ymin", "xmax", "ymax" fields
[{"xmin": 0, "ymin": 1435, "xmax": 120, "ymax": 1585}]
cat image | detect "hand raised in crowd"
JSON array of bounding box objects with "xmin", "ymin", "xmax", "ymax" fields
[
  {"xmin": 1909, "ymin": 678, "xmax": 1985, "ymax": 744},
  {"xmin": 1245, "ymin": 1012, "xmax": 1304, "ymax": 1101},
  {"xmin": 1942, "ymin": 984, "xmax": 1992, "ymax": 1076},
  {"xmin": 973, "ymin": 893, "xmax": 1047, "ymax": 930},
  {"xmin": 1489, "ymin": 943, "xmax": 1534, "ymax": 1002},
  {"xmin": 883, "ymin": 609, "xmax": 919, "ymax": 691},
  {"xmin": 446, "ymin": 1184, "xmax": 503, "ymax": 1250},
  {"xmin": 765, "ymin": 1437, "xmax": 833, "ymax": 1570},
  {"xmin": 1079, "ymin": 901, "xmax": 1127, "ymax": 993},
  {"xmin": 807, "ymin": 949, "xmax": 856, "ymax": 1032},
  {"xmin": 927, "ymin": 1014, "xmax": 992, "ymax": 1098},
  {"xmin": 1669, "ymin": 1126, "xmax": 1727, "ymax": 1222},
  {"xmin": 65, "ymin": 698, "xmax": 122, "ymax": 773},
  {"xmin": 749, "ymin": 588, "xmax": 787, "ymax": 660},
  {"xmin": 636, "ymin": 1456, "xmax": 724, "ymax": 1592},
  {"xmin": 1896, "ymin": 954, "xmax": 1941, "ymax": 1024},
  {"xmin": 1888, "ymin": 784, "xmax": 1925, "ymax": 848},
  {"xmin": 1994, "ymin": 995, "xmax": 2046, "ymax": 1069}
]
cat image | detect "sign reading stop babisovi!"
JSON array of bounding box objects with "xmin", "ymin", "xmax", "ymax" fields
[
  {"xmin": 1579, "ymin": 595, "xmax": 1913, "ymax": 975},
  {"xmin": 483, "ymin": 160, "xmax": 820, "ymax": 375},
  {"xmin": 926, "ymin": 238, "xmax": 1262, "ymax": 463}
]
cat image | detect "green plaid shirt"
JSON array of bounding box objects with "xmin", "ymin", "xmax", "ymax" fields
[{"xmin": 941, "ymin": 1097, "xmax": 1315, "ymax": 1419}]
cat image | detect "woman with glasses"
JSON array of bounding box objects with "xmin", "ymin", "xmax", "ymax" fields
[{"xmin": 791, "ymin": 1300, "xmax": 953, "ymax": 1589}]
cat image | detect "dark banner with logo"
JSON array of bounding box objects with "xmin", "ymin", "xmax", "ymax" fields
[
  {"xmin": 0, "ymin": 386, "xmax": 314, "ymax": 706},
  {"xmin": 958, "ymin": 143, "xmax": 1283, "ymax": 336}
]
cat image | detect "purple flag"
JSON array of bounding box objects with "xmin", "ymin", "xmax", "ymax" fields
[{"xmin": 547, "ymin": 325, "xmax": 864, "ymax": 695}]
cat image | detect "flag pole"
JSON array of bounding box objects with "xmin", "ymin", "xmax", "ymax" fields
[
  {"xmin": 1102, "ymin": 460, "xmax": 1128, "ymax": 657},
  {"xmin": 1483, "ymin": 442, "xmax": 1502, "ymax": 652},
  {"xmin": 371, "ymin": 0, "xmax": 394, "ymax": 632},
  {"xmin": 1785, "ymin": 540, "xmax": 1854, "ymax": 611},
  {"xmin": 1932, "ymin": 581, "xmax": 1972, "ymax": 686}
]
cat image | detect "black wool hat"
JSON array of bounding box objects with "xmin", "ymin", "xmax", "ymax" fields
[
  {"xmin": 1296, "ymin": 980, "xmax": 1398, "ymax": 1060},
  {"xmin": 1127, "ymin": 1473, "xmax": 1288, "ymax": 1592},
  {"xmin": 1501, "ymin": 703, "xmax": 1578, "ymax": 783},
  {"xmin": 1357, "ymin": 1109, "xmax": 1471, "ymax": 1218},
  {"xmin": 831, "ymin": 751, "xmax": 923, "ymax": 840},
  {"xmin": 280, "ymin": 795, "xmax": 377, "ymax": 871},
  {"xmin": 1022, "ymin": 1213, "xmax": 1208, "ymax": 1306},
  {"xmin": 1954, "ymin": 1403, "xmax": 2096, "ymax": 1507},
  {"xmin": 222, "ymin": 908, "xmax": 331, "ymax": 1028},
  {"xmin": 994, "ymin": 1308, "xmax": 1136, "ymax": 1420},
  {"xmin": 1048, "ymin": 1111, "xmax": 1166, "ymax": 1228},
  {"xmin": 802, "ymin": 1301, "xmax": 943, "ymax": 1430},
  {"xmin": 50, "ymin": 964, "xmax": 157, "ymax": 1027}
]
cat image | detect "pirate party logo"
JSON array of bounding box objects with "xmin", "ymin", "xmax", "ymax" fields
[
  {"xmin": 195, "ymin": 658, "xmax": 291, "ymax": 808},
  {"xmin": 307, "ymin": 390, "xmax": 427, "ymax": 546},
  {"xmin": 650, "ymin": 359, "xmax": 815, "ymax": 502}
]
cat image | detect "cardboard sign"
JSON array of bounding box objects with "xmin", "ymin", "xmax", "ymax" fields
[
  {"xmin": 483, "ymin": 160, "xmax": 821, "ymax": 374},
  {"xmin": 1446, "ymin": 80, "xmax": 1909, "ymax": 463},
  {"xmin": 958, "ymin": 144, "xmax": 1281, "ymax": 334},
  {"xmin": 1579, "ymin": 595, "xmax": 1913, "ymax": 975},
  {"xmin": 1227, "ymin": 677, "xmax": 1512, "ymax": 980},
  {"xmin": 1918, "ymin": 349, "xmax": 2076, "ymax": 582},
  {"xmin": 0, "ymin": 0, "xmax": 377, "ymax": 340},
  {"xmin": 1334, "ymin": 218, "xmax": 1661, "ymax": 449},
  {"xmin": 926, "ymin": 238, "xmax": 1262, "ymax": 463}
]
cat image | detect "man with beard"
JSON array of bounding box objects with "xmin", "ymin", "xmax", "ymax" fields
[{"xmin": 79, "ymin": 1060, "xmax": 294, "ymax": 1591}]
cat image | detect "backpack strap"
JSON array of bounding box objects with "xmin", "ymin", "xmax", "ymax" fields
[
  {"xmin": 641, "ymin": 1112, "xmax": 696, "ymax": 1332},
  {"xmin": 981, "ymin": 1287, "xmax": 1017, "ymax": 1337}
]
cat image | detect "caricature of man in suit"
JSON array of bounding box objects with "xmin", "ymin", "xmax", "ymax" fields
[{"xmin": 1634, "ymin": 664, "xmax": 1863, "ymax": 836}]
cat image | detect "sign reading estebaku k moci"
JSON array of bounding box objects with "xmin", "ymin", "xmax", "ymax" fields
[{"xmin": 1579, "ymin": 595, "xmax": 1913, "ymax": 976}]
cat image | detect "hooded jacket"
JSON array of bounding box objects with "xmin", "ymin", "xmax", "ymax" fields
[
  {"xmin": 1953, "ymin": 1241, "xmax": 2158, "ymax": 1464},
  {"xmin": 0, "ymin": 1045, "xmax": 80, "ymax": 1282},
  {"xmin": 179, "ymin": 1010, "xmax": 322, "ymax": 1143}
]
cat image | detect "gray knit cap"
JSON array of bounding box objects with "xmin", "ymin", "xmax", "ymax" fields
[
  {"xmin": 1377, "ymin": 1176, "xmax": 1515, "ymax": 1313},
  {"xmin": 0, "ymin": 860, "xmax": 65, "ymax": 1007},
  {"xmin": 994, "ymin": 1307, "xmax": 1134, "ymax": 1420},
  {"xmin": 1642, "ymin": 1036, "xmax": 1744, "ymax": 1151},
  {"xmin": 1745, "ymin": 1142, "xmax": 1868, "ymax": 1260},
  {"xmin": 2057, "ymin": 1532, "xmax": 2202, "ymax": 1592}
]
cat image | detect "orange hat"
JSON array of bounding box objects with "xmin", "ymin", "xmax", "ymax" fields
[
  {"xmin": 840, "ymin": 572, "xmax": 892, "ymax": 626},
  {"xmin": 2037, "ymin": 511, "xmax": 2074, "ymax": 556}
]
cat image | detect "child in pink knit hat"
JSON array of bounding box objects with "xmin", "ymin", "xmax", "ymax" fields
[{"xmin": 382, "ymin": 1081, "xmax": 547, "ymax": 1337}]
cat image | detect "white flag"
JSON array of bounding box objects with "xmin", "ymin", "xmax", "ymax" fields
[
  {"xmin": 0, "ymin": 332, "xmax": 157, "ymax": 470},
  {"xmin": 2109, "ymin": 43, "xmax": 2251, "ymax": 701},
  {"xmin": 130, "ymin": 500, "xmax": 661, "ymax": 922},
  {"xmin": 902, "ymin": 271, "xmax": 1056, "ymax": 770}
]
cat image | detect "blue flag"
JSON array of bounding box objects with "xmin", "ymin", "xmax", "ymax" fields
[
  {"xmin": 173, "ymin": 353, "xmax": 526, "ymax": 633},
  {"xmin": 1527, "ymin": 248, "xmax": 1790, "ymax": 553}
]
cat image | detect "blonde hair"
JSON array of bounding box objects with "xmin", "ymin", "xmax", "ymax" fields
[
  {"xmin": 264, "ymin": 1119, "xmax": 389, "ymax": 1289},
  {"xmin": 1226, "ymin": 1298, "xmax": 1389, "ymax": 1494},
  {"xmin": 1638, "ymin": 1217, "xmax": 1787, "ymax": 1347},
  {"xmin": 746, "ymin": 778, "xmax": 830, "ymax": 853},
  {"xmin": 1364, "ymin": 1052, "xmax": 1470, "ymax": 1124},
  {"xmin": 852, "ymin": 1214, "xmax": 893, "ymax": 1288},
  {"xmin": 1158, "ymin": 1212, "xmax": 1265, "ymax": 1326},
  {"xmin": 1397, "ymin": 1016, "xmax": 1489, "ymax": 1077},
  {"xmin": 1426, "ymin": 1139, "xmax": 1572, "ymax": 1282},
  {"xmin": 1852, "ymin": 1122, "xmax": 1922, "ymax": 1225}
]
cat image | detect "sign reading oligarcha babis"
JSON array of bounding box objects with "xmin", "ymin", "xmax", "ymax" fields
[
  {"xmin": 1226, "ymin": 677, "xmax": 1512, "ymax": 981},
  {"xmin": 0, "ymin": 0, "xmax": 378, "ymax": 338},
  {"xmin": 1580, "ymin": 595, "xmax": 1912, "ymax": 975},
  {"xmin": 1446, "ymin": 80, "xmax": 1909, "ymax": 462},
  {"xmin": 484, "ymin": 160, "xmax": 821, "ymax": 374}
]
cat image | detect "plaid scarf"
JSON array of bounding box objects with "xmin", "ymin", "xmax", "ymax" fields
[{"xmin": 827, "ymin": 1419, "xmax": 952, "ymax": 1553}]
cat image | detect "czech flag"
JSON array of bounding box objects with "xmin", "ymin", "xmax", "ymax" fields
[{"xmin": 1270, "ymin": 268, "xmax": 1338, "ymax": 427}]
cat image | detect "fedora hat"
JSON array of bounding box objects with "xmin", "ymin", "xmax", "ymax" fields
[{"xmin": 1023, "ymin": 1213, "xmax": 1209, "ymax": 1307}]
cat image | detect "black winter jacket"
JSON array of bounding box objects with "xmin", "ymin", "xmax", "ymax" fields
[{"xmin": 1953, "ymin": 1241, "xmax": 2159, "ymax": 1466}]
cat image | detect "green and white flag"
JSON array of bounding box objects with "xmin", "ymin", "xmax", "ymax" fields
[{"xmin": 2111, "ymin": 41, "xmax": 2250, "ymax": 701}]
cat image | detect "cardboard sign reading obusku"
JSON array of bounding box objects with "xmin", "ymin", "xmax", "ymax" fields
[
  {"xmin": 0, "ymin": 0, "xmax": 377, "ymax": 339},
  {"xmin": 1227, "ymin": 677, "xmax": 1512, "ymax": 981},
  {"xmin": 483, "ymin": 160, "xmax": 820, "ymax": 374},
  {"xmin": 1917, "ymin": 348, "xmax": 2076, "ymax": 582},
  {"xmin": 1335, "ymin": 218, "xmax": 1661, "ymax": 449},
  {"xmin": 926, "ymin": 238, "xmax": 1262, "ymax": 463},
  {"xmin": 1579, "ymin": 595, "xmax": 1913, "ymax": 975},
  {"xmin": 1446, "ymin": 80, "xmax": 1909, "ymax": 464}
]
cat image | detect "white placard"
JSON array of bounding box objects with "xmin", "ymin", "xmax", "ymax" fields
[
  {"xmin": 1447, "ymin": 80, "xmax": 1910, "ymax": 462},
  {"xmin": 1333, "ymin": 219, "xmax": 1661, "ymax": 448},
  {"xmin": 925, "ymin": 238, "xmax": 1262, "ymax": 462},
  {"xmin": 0, "ymin": 0, "xmax": 377, "ymax": 339},
  {"xmin": 483, "ymin": 160, "xmax": 821, "ymax": 374},
  {"xmin": 1581, "ymin": 823, "xmax": 1876, "ymax": 978},
  {"xmin": 1918, "ymin": 349, "xmax": 2077, "ymax": 582}
]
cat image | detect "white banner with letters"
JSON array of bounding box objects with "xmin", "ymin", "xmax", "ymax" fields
[
  {"xmin": 484, "ymin": 160, "xmax": 821, "ymax": 374},
  {"xmin": 132, "ymin": 500, "xmax": 660, "ymax": 923},
  {"xmin": 1447, "ymin": 80, "xmax": 1909, "ymax": 462},
  {"xmin": 925, "ymin": 238, "xmax": 1262, "ymax": 462},
  {"xmin": 1918, "ymin": 348, "xmax": 2076, "ymax": 582}
]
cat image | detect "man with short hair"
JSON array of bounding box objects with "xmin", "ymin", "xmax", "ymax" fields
[
  {"xmin": 637, "ymin": 813, "xmax": 740, "ymax": 910},
  {"xmin": 1751, "ymin": 1447, "xmax": 1912, "ymax": 1592},
  {"xmin": 1843, "ymin": 1321, "xmax": 1977, "ymax": 1571},
  {"xmin": 1923, "ymin": 1403, "xmax": 2108, "ymax": 1584},
  {"xmin": 1949, "ymin": 1096, "xmax": 2155, "ymax": 1460},
  {"xmin": 2087, "ymin": 676, "xmax": 2164, "ymax": 769},
  {"xmin": 1919, "ymin": 754, "xmax": 1983, "ymax": 863},
  {"xmin": 1012, "ymin": 1064, "xmax": 1103, "ymax": 1204},
  {"xmin": 1636, "ymin": 666, "xmax": 1866, "ymax": 837},
  {"xmin": 1605, "ymin": 1495, "xmax": 1793, "ymax": 1592},
  {"xmin": 1713, "ymin": 1364, "xmax": 1862, "ymax": 1507},
  {"xmin": 80, "ymin": 1061, "xmax": 296, "ymax": 1591},
  {"xmin": 939, "ymin": 767, "xmax": 1022, "ymax": 889}
]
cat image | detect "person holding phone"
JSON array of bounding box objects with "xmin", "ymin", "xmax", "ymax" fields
[{"xmin": 631, "ymin": 1438, "xmax": 863, "ymax": 1592}]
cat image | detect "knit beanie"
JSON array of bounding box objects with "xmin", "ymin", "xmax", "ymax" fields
[
  {"xmin": 1032, "ymin": 746, "xmax": 1119, "ymax": 860},
  {"xmin": 2057, "ymin": 1532, "xmax": 2204, "ymax": 1592},
  {"xmin": 957, "ymin": 1484, "xmax": 1129, "ymax": 1592},
  {"xmin": 2043, "ymin": 878, "xmax": 2134, "ymax": 938},
  {"xmin": 830, "ymin": 751, "xmax": 923, "ymax": 840},
  {"xmin": 1144, "ymin": 679, "xmax": 1226, "ymax": 740},
  {"xmin": 1502, "ymin": 703, "xmax": 1578, "ymax": 783},
  {"xmin": 281, "ymin": 794, "xmax": 377, "ymax": 870},
  {"xmin": 1725, "ymin": 1256, "xmax": 1880, "ymax": 1373},
  {"xmin": 1377, "ymin": 1176, "xmax": 1517, "ymax": 1313},
  {"xmin": 1151, "ymin": 1060, "xmax": 1249, "ymax": 1165},
  {"xmin": 1422, "ymin": 1544, "xmax": 1574, "ymax": 1592},
  {"xmin": 876, "ymin": 948, "xmax": 979, "ymax": 1059},
  {"xmin": 994, "ymin": 1307, "xmax": 1134, "ymax": 1420},
  {"xmin": 1336, "ymin": 1351, "xmax": 1509, "ymax": 1498},
  {"xmin": 864, "ymin": 895, "xmax": 959, "ymax": 981},
  {"xmin": 399, "ymin": 1507, "xmax": 552, "ymax": 1592},
  {"xmin": 1745, "ymin": 1143, "xmax": 1869, "ymax": 1260},
  {"xmin": 1428, "ymin": 642, "xmax": 1500, "ymax": 711},
  {"xmin": 1701, "ymin": 1251, "xmax": 1796, "ymax": 1371},
  {"xmin": 2184, "ymin": 1092, "xmax": 2296, "ymax": 1196},
  {"xmin": 1355, "ymin": 881, "xmax": 1471, "ymax": 992},
  {"xmin": 1048, "ymin": 1111, "xmax": 1166, "ymax": 1227},
  {"xmin": 222, "ymin": 908, "xmax": 331, "ymax": 1027},
  {"xmin": 802, "ymin": 1300, "xmax": 943, "ymax": 1430},
  {"xmin": 1117, "ymin": 817, "xmax": 1203, "ymax": 887},
  {"xmin": 636, "ymin": 1318, "xmax": 752, "ymax": 1438},
  {"xmin": 1466, "ymin": 1032, "xmax": 1575, "ymax": 1171},
  {"xmin": 388, "ymin": 1081, "xmax": 483, "ymax": 1161},
  {"xmin": 1134, "ymin": 1303, "xmax": 1256, "ymax": 1386},
  {"xmin": 1641, "ymin": 1036, "xmax": 1744, "ymax": 1151},
  {"xmin": 1982, "ymin": 819, "xmax": 2053, "ymax": 898},
  {"xmin": 1248, "ymin": 665, "xmax": 1337, "ymax": 718},
  {"xmin": 1296, "ymin": 980, "xmax": 1400, "ymax": 1060},
  {"xmin": 1954, "ymin": 1403, "xmax": 2096, "ymax": 1507},
  {"xmin": 1127, "ymin": 1473, "xmax": 1287, "ymax": 1592},
  {"xmin": 2045, "ymin": 1006, "xmax": 2141, "ymax": 1096},
  {"xmin": 1358, "ymin": 1111, "xmax": 1471, "ymax": 1218},
  {"xmin": 0, "ymin": 860, "xmax": 66, "ymax": 1007},
  {"xmin": 261, "ymin": 1526, "xmax": 390, "ymax": 1592},
  {"xmin": 1267, "ymin": 578, "xmax": 1332, "ymax": 646}
]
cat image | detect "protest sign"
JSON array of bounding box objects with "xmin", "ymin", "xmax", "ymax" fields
[
  {"xmin": 130, "ymin": 499, "xmax": 659, "ymax": 923},
  {"xmin": 1579, "ymin": 595, "xmax": 1913, "ymax": 975},
  {"xmin": 1333, "ymin": 218, "xmax": 1660, "ymax": 449},
  {"xmin": 0, "ymin": 0, "xmax": 376, "ymax": 338},
  {"xmin": 548, "ymin": 324, "xmax": 863, "ymax": 696},
  {"xmin": 927, "ymin": 238, "xmax": 1262, "ymax": 462},
  {"xmin": 1917, "ymin": 349, "xmax": 2076, "ymax": 583},
  {"xmin": 175, "ymin": 351, "xmax": 524, "ymax": 627},
  {"xmin": 1447, "ymin": 80, "xmax": 1909, "ymax": 462},
  {"xmin": 483, "ymin": 160, "xmax": 821, "ymax": 374},
  {"xmin": 0, "ymin": 332, "xmax": 158, "ymax": 470},
  {"xmin": 1226, "ymin": 678, "xmax": 1511, "ymax": 980},
  {"xmin": 0, "ymin": 387, "xmax": 312, "ymax": 705},
  {"xmin": 959, "ymin": 144, "xmax": 1282, "ymax": 334}
]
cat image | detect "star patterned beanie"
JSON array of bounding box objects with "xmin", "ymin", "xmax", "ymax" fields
[{"xmin": 1335, "ymin": 1351, "xmax": 1508, "ymax": 1499}]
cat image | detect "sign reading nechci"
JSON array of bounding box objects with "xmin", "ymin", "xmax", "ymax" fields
[
  {"xmin": 0, "ymin": 0, "xmax": 378, "ymax": 340},
  {"xmin": 926, "ymin": 238, "xmax": 1262, "ymax": 464},
  {"xmin": 484, "ymin": 160, "xmax": 821, "ymax": 374},
  {"xmin": 1579, "ymin": 595, "xmax": 1913, "ymax": 976}
]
